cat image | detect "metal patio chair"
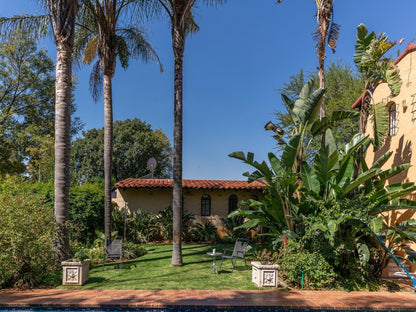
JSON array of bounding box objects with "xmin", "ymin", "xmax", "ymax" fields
[
  {"xmin": 219, "ymin": 238, "xmax": 249, "ymax": 272},
  {"xmin": 103, "ymin": 237, "xmax": 123, "ymax": 269}
]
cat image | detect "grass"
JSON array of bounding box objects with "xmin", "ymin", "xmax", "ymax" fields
[{"xmin": 78, "ymin": 243, "xmax": 263, "ymax": 290}]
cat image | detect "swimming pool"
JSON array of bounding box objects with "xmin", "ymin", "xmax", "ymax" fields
[{"xmin": 0, "ymin": 308, "xmax": 401, "ymax": 312}]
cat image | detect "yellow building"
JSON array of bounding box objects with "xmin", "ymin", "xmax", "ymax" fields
[
  {"xmin": 113, "ymin": 178, "xmax": 265, "ymax": 235},
  {"xmin": 354, "ymin": 43, "xmax": 416, "ymax": 274},
  {"xmin": 354, "ymin": 43, "xmax": 416, "ymax": 227}
]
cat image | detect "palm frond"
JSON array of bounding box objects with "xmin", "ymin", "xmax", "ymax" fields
[
  {"xmin": 83, "ymin": 36, "xmax": 99, "ymax": 65},
  {"xmin": 89, "ymin": 61, "xmax": 103, "ymax": 102},
  {"xmin": 327, "ymin": 21, "xmax": 340, "ymax": 52},
  {"xmin": 0, "ymin": 15, "xmax": 50, "ymax": 40},
  {"xmin": 117, "ymin": 27, "xmax": 163, "ymax": 72}
]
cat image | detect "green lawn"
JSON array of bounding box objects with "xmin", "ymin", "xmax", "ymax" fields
[{"xmin": 79, "ymin": 243, "xmax": 263, "ymax": 290}]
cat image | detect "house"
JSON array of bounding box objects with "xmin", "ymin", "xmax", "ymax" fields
[{"xmin": 113, "ymin": 178, "xmax": 265, "ymax": 234}]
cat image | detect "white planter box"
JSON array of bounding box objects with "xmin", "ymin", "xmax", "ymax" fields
[
  {"xmin": 62, "ymin": 259, "xmax": 90, "ymax": 286},
  {"xmin": 251, "ymin": 261, "xmax": 279, "ymax": 287}
]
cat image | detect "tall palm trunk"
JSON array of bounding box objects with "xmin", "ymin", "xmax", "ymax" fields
[
  {"xmin": 103, "ymin": 73, "xmax": 113, "ymax": 246},
  {"xmin": 54, "ymin": 41, "xmax": 73, "ymax": 261},
  {"xmin": 359, "ymin": 91, "xmax": 372, "ymax": 134},
  {"xmin": 171, "ymin": 24, "xmax": 185, "ymax": 267},
  {"xmin": 318, "ymin": 59, "xmax": 326, "ymax": 120}
]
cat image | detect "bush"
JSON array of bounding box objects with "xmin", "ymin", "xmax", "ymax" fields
[
  {"xmin": 69, "ymin": 183, "xmax": 105, "ymax": 245},
  {"xmin": 280, "ymin": 241, "xmax": 336, "ymax": 289},
  {"xmin": 123, "ymin": 242, "xmax": 147, "ymax": 259},
  {"xmin": 0, "ymin": 179, "xmax": 57, "ymax": 288}
]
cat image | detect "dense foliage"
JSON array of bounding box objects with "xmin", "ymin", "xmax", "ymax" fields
[
  {"xmin": 0, "ymin": 31, "xmax": 82, "ymax": 181},
  {"xmin": 231, "ymin": 80, "xmax": 416, "ymax": 289},
  {"xmin": 71, "ymin": 118, "xmax": 172, "ymax": 183},
  {"xmin": 274, "ymin": 61, "xmax": 363, "ymax": 157},
  {"xmin": 0, "ymin": 179, "xmax": 56, "ymax": 288}
]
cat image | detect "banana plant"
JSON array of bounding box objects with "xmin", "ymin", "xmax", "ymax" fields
[
  {"xmin": 300, "ymin": 128, "xmax": 416, "ymax": 270},
  {"xmin": 229, "ymin": 138, "xmax": 300, "ymax": 233},
  {"xmin": 354, "ymin": 23, "xmax": 402, "ymax": 148}
]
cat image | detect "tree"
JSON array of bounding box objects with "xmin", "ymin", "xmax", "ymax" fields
[
  {"xmin": 74, "ymin": 0, "xmax": 162, "ymax": 245},
  {"xmin": 0, "ymin": 30, "xmax": 82, "ymax": 181},
  {"xmin": 313, "ymin": 0, "xmax": 340, "ymax": 120},
  {"xmin": 273, "ymin": 60, "xmax": 362, "ymax": 158},
  {"xmin": 354, "ymin": 23, "xmax": 402, "ymax": 149},
  {"xmin": 0, "ymin": 0, "xmax": 78, "ymax": 261},
  {"xmin": 157, "ymin": 0, "xmax": 226, "ymax": 267},
  {"xmin": 0, "ymin": 30, "xmax": 55, "ymax": 176},
  {"xmin": 71, "ymin": 118, "xmax": 172, "ymax": 183},
  {"xmin": 277, "ymin": 0, "xmax": 340, "ymax": 121}
]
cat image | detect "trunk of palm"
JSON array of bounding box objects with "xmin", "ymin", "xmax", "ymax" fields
[
  {"xmin": 171, "ymin": 25, "xmax": 185, "ymax": 267},
  {"xmin": 103, "ymin": 74, "xmax": 113, "ymax": 246},
  {"xmin": 359, "ymin": 91, "xmax": 372, "ymax": 134},
  {"xmin": 54, "ymin": 41, "xmax": 73, "ymax": 262}
]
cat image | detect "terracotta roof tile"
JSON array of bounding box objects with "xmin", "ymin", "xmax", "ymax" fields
[
  {"xmin": 115, "ymin": 178, "xmax": 266, "ymax": 191},
  {"xmin": 352, "ymin": 43, "xmax": 416, "ymax": 109}
]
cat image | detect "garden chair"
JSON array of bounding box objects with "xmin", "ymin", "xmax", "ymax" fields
[
  {"xmin": 103, "ymin": 237, "xmax": 123, "ymax": 269},
  {"xmin": 219, "ymin": 238, "xmax": 249, "ymax": 272}
]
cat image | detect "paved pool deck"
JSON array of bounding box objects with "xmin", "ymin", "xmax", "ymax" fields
[{"xmin": 1, "ymin": 288, "xmax": 416, "ymax": 311}]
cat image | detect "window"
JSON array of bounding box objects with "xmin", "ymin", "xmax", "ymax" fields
[
  {"xmin": 201, "ymin": 194, "xmax": 211, "ymax": 216},
  {"xmin": 388, "ymin": 103, "xmax": 397, "ymax": 136},
  {"xmin": 228, "ymin": 194, "xmax": 238, "ymax": 214}
]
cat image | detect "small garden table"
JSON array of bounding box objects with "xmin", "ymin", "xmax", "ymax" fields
[{"xmin": 206, "ymin": 252, "xmax": 222, "ymax": 274}]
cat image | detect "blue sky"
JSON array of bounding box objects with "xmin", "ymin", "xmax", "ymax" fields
[{"xmin": 3, "ymin": 0, "xmax": 416, "ymax": 180}]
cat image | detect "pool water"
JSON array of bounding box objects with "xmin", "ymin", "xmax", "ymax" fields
[{"xmin": 0, "ymin": 308, "xmax": 398, "ymax": 312}]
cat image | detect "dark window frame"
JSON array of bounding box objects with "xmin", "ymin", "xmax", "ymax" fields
[
  {"xmin": 201, "ymin": 194, "xmax": 211, "ymax": 216},
  {"xmin": 388, "ymin": 102, "xmax": 397, "ymax": 136},
  {"xmin": 228, "ymin": 194, "xmax": 238, "ymax": 214}
]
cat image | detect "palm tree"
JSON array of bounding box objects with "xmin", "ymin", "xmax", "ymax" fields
[
  {"xmin": 0, "ymin": 1, "xmax": 78, "ymax": 262},
  {"xmin": 277, "ymin": 0, "xmax": 340, "ymax": 121},
  {"xmin": 74, "ymin": 0, "xmax": 162, "ymax": 245},
  {"xmin": 157, "ymin": 0, "xmax": 225, "ymax": 266},
  {"xmin": 313, "ymin": 0, "xmax": 340, "ymax": 121},
  {"xmin": 353, "ymin": 23, "xmax": 402, "ymax": 149}
]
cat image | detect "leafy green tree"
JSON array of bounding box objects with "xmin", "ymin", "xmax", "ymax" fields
[
  {"xmin": 0, "ymin": 31, "xmax": 82, "ymax": 181},
  {"xmin": 157, "ymin": 0, "xmax": 226, "ymax": 266},
  {"xmin": 71, "ymin": 118, "xmax": 172, "ymax": 183},
  {"xmin": 273, "ymin": 61, "xmax": 362, "ymax": 157},
  {"xmin": 0, "ymin": 30, "xmax": 54, "ymax": 176},
  {"xmin": 74, "ymin": 0, "xmax": 162, "ymax": 246}
]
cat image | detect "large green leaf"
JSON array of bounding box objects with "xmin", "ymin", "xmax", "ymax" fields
[
  {"xmin": 291, "ymin": 79, "xmax": 325, "ymax": 126},
  {"xmin": 302, "ymin": 163, "xmax": 320, "ymax": 194},
  {"xmin": 268, "ymin": 152, "xmax": 284, "ymax": 177},
  {"xmin": 357, "ymin": 242, "xmax": 370, "ymax": 265},
  {"xmin": 378, "ymin": 164, "xmax": 411, "ymax": 183},
  {"xmin": 340, "ymin": 168, "xmax": 380, "ymax": 198},
  {"xmin": 371, "ymin": 151, "xmax": 392, "ymax": 169},
  {"xmin": 281, "ymin": 134, "xmax": 300, "ymax": 170},
  {"xmin": 369, "ymin": 102, "xmax": 389, "ymax": 151}
]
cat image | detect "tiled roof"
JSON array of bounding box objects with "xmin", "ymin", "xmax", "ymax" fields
[
  {"xmin": 352, "ymin": 43, "xmax": 416, "ymax": 109},
  {"xmin": 115, "ymin": 178, "xmax": 266, "ymax": 190}
]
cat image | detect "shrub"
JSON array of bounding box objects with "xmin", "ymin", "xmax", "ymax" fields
[
  {"xmin": 280, "ymin": 241, "xmax": 336, "ymax": 289},
  {"xmin": 221, "ymin": 215, "xmax": 249, "ymax": 240},
  {"xmin": 123, "ymin": 242, "xmax": 147, "ymax": 259},
  {"xmin": 87, "ymin": 247, "xmax": 104, "ymax": 265},
  {"xmin": 69, "ymin": 183, "xmax": 105, "ymax": 245},
  {"xmin": 0, "ymin": 180, "xmax": 56, "ymax": 288},
  {"xmin": 157, "ymin": 205, "xmax": 195, "ymax": 241}
]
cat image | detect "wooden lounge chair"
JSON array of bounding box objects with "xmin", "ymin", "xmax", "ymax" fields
[{"xmin": 219, "ymin": 238, "xmax": 249, "ymax": 272}]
